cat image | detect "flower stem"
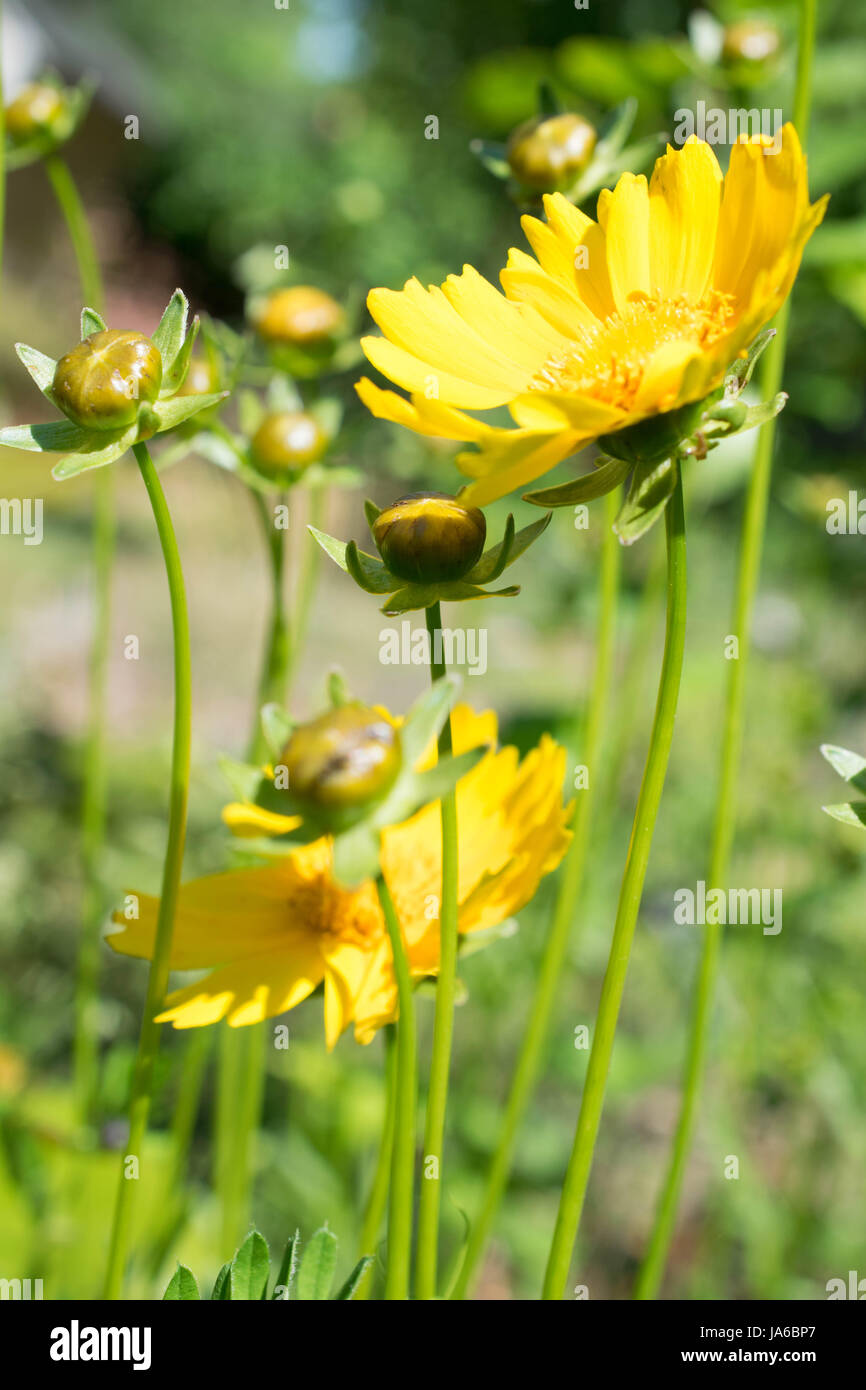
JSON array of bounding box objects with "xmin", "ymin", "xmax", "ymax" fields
[
  {"xmin": 248, "ymin": 490, "xmax": 290, "ymax": 761},
  {"xmin": 414, "ymin": 601, "xmax": 459, "ymax": 1300},
  {"xmin": 452, "ymin": 487, "xmax": 621, "ymax": 1300},
  {"xmin": 633, "ymin": 0, "xmax": 817, "ymax": 1302},
  {"xmin": 103, "ymin": 442, "xmax": 192, "ymax": 1300},
  {"xmin": 542, "ymin": 468, "xmax": 687, "ymax": 1300},
  {"xmin": 286, "ymin": 484, "xmax": 324, "ymax": 687},
  {"xmin": 42, "ymin": 152, "xmax": 113, "ymax": 1126},
  {"xmin": 377, "ymin": 874, "xmax": 418, "ymax": 1301},
  {"xmin": 356, "ymin": 1023, "xmax": 398, "ymax": 1299},
  {"xmin": 0, "ymin": 4, "xmax": 6, "ymax": 294}
]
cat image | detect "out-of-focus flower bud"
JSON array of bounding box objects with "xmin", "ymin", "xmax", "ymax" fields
[
  {"xmin": 280, "ymin": 704, "xmax": 401, "ymax": 811},
  {"xmin": 721, "ymin": 19, "xmax": 781, "ymax": 65},
  {"xmin": 5, "ymin": 82, "xmax": 65, "ymax": 143},
  {"xmin": 254, "ymin": 287, "xmax": 344, "ymax": 347},
  {"xmin": 506, "ymin": 112, "xmax": 597, "ymax": 191},
  {"xmin": 250, "ymin": 410, "xmax": 329, "ymax": 478}
]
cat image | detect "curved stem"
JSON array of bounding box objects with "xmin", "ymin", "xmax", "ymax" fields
[
  {"xmin": 542, "ymin": 468, "xmax": 687, "ymax": 1300},
  {"xmin": 452, "ymin": 488, "xmax": 621, "ymax": 1300},
  {"xmin": 377, "ymin": 875, "xmax": 418, "ymax": 1301},
  {"xmin": 634, "ymin": 0, "xmax": 818, "ymax": 1302},
  {"xmin": 103, "ymin": 443, "xmax": 192, "ymax": 1300},
  {"xmin": 356, "ymin": 1024, "xmax": 398, "ymax": 1300},
  {"xmin": 43, "ymin": 152, "xmax": 112, "ymax": 1126},
  {"xmin": 414, "ymin": 602, "xmax": 459, "ymax": 1300}
]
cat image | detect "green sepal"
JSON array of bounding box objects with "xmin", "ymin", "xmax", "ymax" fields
[
  {"xmin": 272, "ymin": 1230, "xmax": 301, "ymax": 1299},
  {"xmin": 469, "ymin": 138, "xmax": 511, "ymax": 180},
  {"xmin": 334, "ymin": 1256, "xmax": 375, "ymax": 1300},
  {"xmin": 152, "ymin": 289, "xmax": 189, "ymax": 377},
  {"xmin": 399, "ymin": 675, "xmax": 460, "ymax": 768},
  {"xmin": 822, "ymin": 801, "xmax": 866, "ymax": 830},
  {"xmin": 0, "ymin": 419, "xmax": 92, "ymax": 454},
  {"xmin": 260, "ymin": 702, "xmax": 294, "ymax": 761},
  {"xmin": 265, "ymin": 374, "xmax": 304, "ymax": 413},
  {"xmin": 229, "ymin": 1229, "xmax": 270, "ymax": 1300},
  {"xmin": 614, "ymin": 456, "xmax": 679, "ymax": 546},
  {"xmin": 381, "ymin": 580, "xmax": 519, "ymax": 615},
  {"xmin": 363, "ymin": 497, "xmax": 383, "ymax": 528},
  {"xmin": 523, "ymin": 455, "xmax": 630, "ymax": 507},
  {"xmin": 724, "ymin": 329, "xmax": 775, "ymax": 396},
  {"xmin": 81, "ymin": 307, "xmax": 107, "ymax": 339},
  {"xmin": 210, "ymin": 1263, "xmax": 231, "ymax": 1300},
  {"xmin": 15, "ymin": 342, "xmax": 58, "ymax": 397},
  {"xmin": 821, "ymin": 743, "xmax": 866, "ymax": 791},
  {"xmin": 219, "ymin": 754, "xmax": 267, "ymax": 803},
  {"xmin": 296, "ymin": 1225, "xmax": 338, "ymax": 1300},
  {"xmin": 151, "ymin": 390, "xmax": 228, "ymax": 433},
  {"xmin": 163, "ymin": 1264, "xmax": 200, "ymax": 1300},
  {"xmin": 309, "ymin": 525, "xmax": 394, "ymax": 594},
  {"xmin": 327, "ymin": 670, "xmax": 350, "ymax": 708},
  {"xmin": 161, "ymin": 315, "xmax": 200, "ymax": 395},
  {"xmin": 51, "ymin": 425, "xmax": 139, "ymax": 480},
  {"xmin": 466, "ymin": 511, "xmax": 551, "ymax": 581}
]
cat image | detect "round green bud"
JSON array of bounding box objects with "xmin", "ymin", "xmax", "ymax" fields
[
  {"xmin": 5, "ymin": 83, "xmax": 65, "ymax": 143},
  {"xmin": 53, "ymin": 330, "xmax": 163, "ymax": 431},
  {"xmin": 250, "ymin": 411, "xmax": 328, "ymax": 477},
  {"xmin": 280, "ymin": 704, "xmax": 401, "ymax": 812},
  {"xmin": 507, "ymin": 113, "xmax": 597, "ymax": 191},
  {"xmin": 721, "ymin": 19, "xmax": 781, "ymax": 65},
  {"xmin": 372, "ymin": 492, "xmax": 487, "ymax": 585},
  {"xmin": 178, "ymin": 356, "xmax": 218, "ymax": 396},
  {"xmin": 254, "ymin": 287, "xmax": 344, "ymax": 346}
]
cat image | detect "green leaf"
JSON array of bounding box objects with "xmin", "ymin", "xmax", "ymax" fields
[
  {"xmin": 724, "ymin": 330, "xmax": 776, "ymax": 396},
  {"xmin": 614, "ymin": 457, "xmax": 677, "ymax": 545},
  {"xmin": 230, "ymin": 1229, "xmax": 270, "ymax": 1300},
  {"xmin": 468, "ymin": 138, "xmax": 511, "ymax": 179},
  {"xmin": 260, "ymin": 703, "xmax": 294, "ymax": 761},
  {"xmin": 346, "ymin": 540, "xmax": 395, "ymax": 594},
  {"xmin": 408, "ymin": 746, "xmax": 488, "ymax": 809},
  {"xmin": 152, "ymin": 289, "xmax": 189, "ymax": 372},
  {"xmin": 296, "ymin": 1226, "xmax": 338, "ymax": 1300},
  {"xmin": 150, "ymin": 391, "xmax": 228, "ymax": 434},
  {"xmin": 363, "ymin": 497, "xmax": 383, "ymax": 528},
  {"xmin": 332, "ymin": 821, "xmax": 381, "ymax": 887},
  {"xmin": 81, "ymin": 307, "xmax": 107, "ymax": 339},
  {"xmin": 333, "ymin": 1256, "xmax": 374, "ymax": 1300},
  {"xmin": 219, "ymin": 753, "xmax": 267, "ymax": 803},
  {"xmin": 161, "ymin": 315, "xmax": 201, "ymax": 395},
  {"xmin": 328, "ymin": 670, "xmax": 350, "ymax": 707},
  {"xmin": 400, "ymin": 675, "xmax": 461, "ymax": 768},
  {"xmin": 0, "ymin": 419, "xmax": 92, "ymax": 454},
  {"xmin": 211, "ymin": 1263, "xmax": 231, "ymax": 1300},
  {"xmin": 822, "ymin": 802, "xmax": 866, "ymax": 830},
  {"xmin": 272, "ymin": 1230, "xmax": 301, "ymax": 1300},
  {"xmin": 163, "ymin": 1264, "xmax": 200, "ymax": 1300},
  {"xmin": 51, "ymin": 425, "xmax": 139, "ymax": 479},
  {"xmin": 821, "ymin": 744, "xmax": 866, "ymax": 792},
  {"xmin": 523, "ymin": 455, "xmax": 630, "ymax": 507},
  {"xmin": 593, "ymin": 96, "xmax": 638, "ymax": 161},
  {"xmin": 15, "ymin": 342, "xmax": 59, "ymax": 396},
  {"xmin": 381, "ymin": 580, "xmax": 519, "ymax": 614}
]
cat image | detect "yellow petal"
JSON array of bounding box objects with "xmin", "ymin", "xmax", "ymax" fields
[
  {"xmin": 155, "ymin": 942, "xmax": 326, "ymax": 1029},
  {"xmin": 456, "ymin": 429, "xmax": 583, "ymax": 507},
  {"xmin": 221, "ymin": 801, "xmax": 301, "ymax": 838},
  {"xmin": 323, "ymin": 939, "xmax": 379, "ymax": 1049},
  {"xmin": 648, "ymin": 138, "xmax": 723, "ymax": 300},
  {"xmin": 355, "ymin": 377, "xmax": 483, "ymax": 441},
  {"xmin": 603, "ymin": 173, "xmax": 652, "ymax": 317}
]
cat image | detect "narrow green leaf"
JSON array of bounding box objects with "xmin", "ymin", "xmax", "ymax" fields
[
  {"xmin": 0, "ymin": 419, "xmax": 92, "ymax": 454},
  {"xmin": 81, "ymin": 307, "xmax": 107, "ymax": 339},
  {"xmin": 724, "ymin": 329, "xmax": 776, "ymax": 395},
  {"xmin": 260, "ymin": 703, "xmax": 294, "ymax": 761},
  {"xmin": 272, "ymin": 1230, "xmax": 301, "ymax": 1300},
  {"xmin": 161, "ymin": 316, "xmax": 201, "ymax": 395},
  {"xmin": 211, "ymin": 1263, "xmax": 231, "ymax": 1300},
  {"xmin": 346, "ymin": 539, "xmax": 394, "ymax": 594},
  {"xmin": 163, "ymin": 1264, "xmax": 200, "ymax": 1300},
  {"xmin": 334, "ymin": 1256, "xmax": 374, "ymax": 1300},
  {"xmin": 614, "ymin": 456, "xmax": 677, "ymax": 546},
  {"xmin": 152, "ymin": 289, "xmax": 189, "ymax": 372},
  {"xmin": 308, "ymin": 524, "xmax": 349, "ymax": 572},
  {"xmin": 15, "ymin": 343, "xmax": 58, "ymax": 396},
  {"xmin": 400, "ymin": 674, "xmax": 461, "ymax": 767},
  {"xmin": 822, "ymin": 801, "xmax": 866, "ymax": 830},
  {"xmin": 51, "ymin": 428, "xmax": 137, "ymax": 479},
  {"xmin": 821, "ymin": 743, "xmax": 866, "ymax": 791},
  {"xmin": 523, "ymin": 455, "xmax": 630, "ymax": 507},
  {"xmin": 408, "ymin": 746, "xmax": 488, "ymax": 809},
  {"xmin": 363, "ymin": 497, "xmax": 383, "ymax": 528},
  {"xmin": 150, "ymin": 391, "xmax": 228, "ymax": 434},
  {"xmin": 296, "ymin": 1226, "xmax": 338, "ymax": 1301},
  {"xmin": 230, "ymin": 1229, "xmax": 270, "ymax": 1300}
]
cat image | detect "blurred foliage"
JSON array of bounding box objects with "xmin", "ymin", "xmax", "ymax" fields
[{"xmin": 0, "ymin": 0, "xmax": 864, "ymax": 1301}]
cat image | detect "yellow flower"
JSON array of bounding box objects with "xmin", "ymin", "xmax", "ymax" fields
[
  {"xmin": 356, "ymin": 128, "xmax": 827, "ymax": 506},
  {"xmin": 107, "ymin": 707, "xmax": 571, "ymax": 1048}
]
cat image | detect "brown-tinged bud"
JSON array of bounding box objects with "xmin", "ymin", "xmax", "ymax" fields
[
  {"xmin": 506, "ymin": 113, "xmax": 597, "ymax": 191},
  {"xmin": 721, "ymin": 19, "xmax": 781, "ymax": 65},
  {"xmin": 373, "ymin": 492, "xmax": 486, "ymax": 584},
  {"xmin": 254, "ymin": 287, "xmax": 344, "ymax": 346},
  {"xmin": 281, "ymin": 704, "xmax": 401, "ymax": 811},
  {"xmin": 53, "ymin": 330, "xmax": 162, "ymax": 431}
]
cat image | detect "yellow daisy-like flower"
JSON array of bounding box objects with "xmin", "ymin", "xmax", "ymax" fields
[
  {"xmin": 107, "ymin": 707, "xmax": 571, "ymax": 1048},
  {"xmin": 356, "ymin": 128, "xmax": 827, "ymax": 506}
]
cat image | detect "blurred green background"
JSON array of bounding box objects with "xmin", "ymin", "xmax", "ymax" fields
[{"xmin": 0, "ymin": 0, "xmax": 864, "ymax": 1299}]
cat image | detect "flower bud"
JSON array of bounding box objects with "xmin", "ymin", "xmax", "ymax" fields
[
  {"xmin": 53, "ymin": 330, "xmax": 163, "ymax": 431},
  {"xmin": 178, "ymin": 357, "xmax": 218, "ymax": 396},
  {"xmin": 280, "ymin": 704, "xmax": 400, "ymax": 812},
  {"xmin": 372, "ymin": 492, "xmax": 487, "ymax": 584},
  {"xmin": 5, "ymin": 83, "xmax": 65, "ymax": 143},
  {"xmin": 507, "ymin": 113, "xmax": 597, "ymax": 191},
  {"xmin": 251, "ymin": 411, "xmax": 328, "ymax": 477},
  {"xmin": 721, "ymin": 19, "xmax": 781, "ymax": 65},
  {"xmin": 254, "ymin": 287, "xmax": 344, "ymax": 346}
]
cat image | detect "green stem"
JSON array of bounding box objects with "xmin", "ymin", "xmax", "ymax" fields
[
  {"xmin": 356, "ymin": 1024, "xmax": 398, "ymax": 1300},
  {"xmin": 286, "ymin": 485, "xmax": 324, "ymax": 686},
  {"xmin": 377, "ymin": 875, "xmax": 418, "ymax": 1301},
  {"xmin": 0, "ymin": 4, "xmax": 5, "ymax": 295},
  {"xmin": 44, "ymin": 154, "xmax": 104, "ymax": 309},
  {"xmin": 248, "ymin": 491, "xmax": 290, "ymax": 761},
  {"xmin": 43, "ymin": 152, "xmax": 112, "ymax": 1126},
  {"xmin": 542, "ymin": 468, "xmax": 687, "ymax": 1300},
  {"xmin": 414, "ymin": 602, "xmax": 459, "ymax": 1300},
  {"xmin": 452, "ymin": 488, "xmax": 621, "ymax": 1300},
  {"xmin": 633, "ymin": 0, "xmax": 818, "ymax": 1302},
  {"xmin": 103, "ymin": 443, "xmax": 192, "ymax": 1300}
]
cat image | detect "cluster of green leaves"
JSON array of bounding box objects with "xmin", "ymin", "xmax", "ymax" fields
[
  {"xmin": 163, "ymin": 1226, "xmax": 372, "ymax": 1301},
  {"xmin": 821, "ymin": 745, "xmax": 866, "ymax": 831}
]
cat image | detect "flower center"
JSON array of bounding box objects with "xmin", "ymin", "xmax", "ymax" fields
[{"xmin": 530, "ymin": 290, "xmax": 736, "ymax": 412}]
